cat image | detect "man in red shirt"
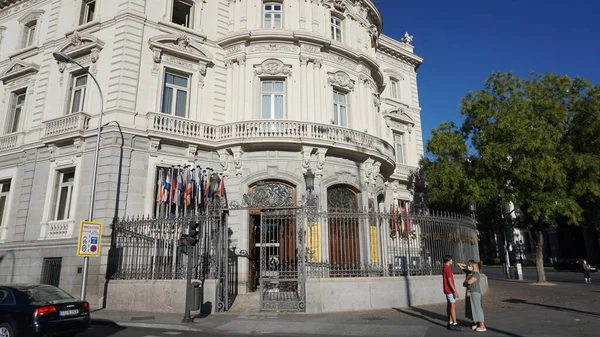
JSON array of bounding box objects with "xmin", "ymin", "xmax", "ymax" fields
[{"xmin": 443, "ymin": 254, "xmax": 461, "ymax": 331}]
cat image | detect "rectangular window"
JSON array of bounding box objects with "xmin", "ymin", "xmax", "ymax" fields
[
  {"xmin": 23, "ymin": 22, "xmax": 36, "ymax": 48},
  {"xmin": 161, "ymin": 71, "xmax": 190, "ymax": 118},
  {"xmin": 333, "ymin": 90, "xmax": 347, "ymax": 127},
  {"xmin": 0, "ymin": 180, "xmax": 11, "ymax": 228},
  {"xmin": 261, "ymin": 80, "xmax": 285, "ymax": 119},
  {"xmin": 70, "ymin": 74, "xmax": 88, "ymax": 113},
  {"xmin": 55, "ymin": 170, "xmax": 75, "ymax": 221},
  {"xmin": 390, "ymin": 80, "xmax": 399, "ymax": 99},
  {"xmin": 40, "ymin": 258, "xmax": 62, "ymax": 288},
  {"xmin": 172, "ymin": 0, "xmax": 193, "ymax": 28},
  {"xmin": 264, "ymin": 3, "xmax": 282, "ymax": 29},
  {"xmin": 79, "ymin": 0, "xmax": 96, "ymax": 25},
  {"xmin": 6, "ymin": 91, "xmax": 26, "ymax": 134},
  {"xmin": 331, "ymin": 17, "xmax": 342, "ymax": 42},
  {"xmin": 394, "ymin": 133, "xmax": 405, "ymax": 164}
]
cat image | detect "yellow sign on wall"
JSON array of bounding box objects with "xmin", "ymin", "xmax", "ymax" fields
[{"xmin": 370, "ymin": 226, "xmax": 379, "ymax": 263}]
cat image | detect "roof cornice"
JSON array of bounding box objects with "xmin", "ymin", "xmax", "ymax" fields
[{"xmin": 377, "ymin": 35, "xmax": 423, "ymax": 70}]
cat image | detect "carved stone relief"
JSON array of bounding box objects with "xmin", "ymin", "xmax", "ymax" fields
[
  {"xmin": 327, "ymin": 71, "xmax": 354, "ymax": 90},
  {"xmin": 149, "ymin": 138, "xmax": 161, "ymax": 155},
  {"xmin": 248, "ymin": 44, "xmax": 299, "ymax": 53},
  {"xmin": 255, "ymin": 59, "xmax": 292, "ymax": 76}
]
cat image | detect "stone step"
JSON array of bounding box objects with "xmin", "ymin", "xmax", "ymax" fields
[{"xmin": 227, "ymin": 292, "xmax": 260, "ymax": 313}]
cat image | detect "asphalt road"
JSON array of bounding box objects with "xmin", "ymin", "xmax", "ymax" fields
[{"xmin": 483, "ymin": 265, "xmax": 597, "ymax": 283}]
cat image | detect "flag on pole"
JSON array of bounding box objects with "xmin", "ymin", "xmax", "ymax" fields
[
  {"xmin": 176, "ymin": 171, "xmax": 183, "ymax": 207},
  {"xmin": 220, "ymin": 177, "xmax": 229, "ymax": 215},
  {"xmin": 163, "ymin": 169, "xmax": 171, "ymax": 203},
  {"xmin": 156, "ymin": 168, "xmax": 162, "ymax": 203},
  {"xmin": 203, "ymin": 173, "xmax": 210, "ymax": 207},
  {"xmin": 184, "ymin": 170, "xmax": 193, "ymax": 206},
  {"xmin": 404, "ymin": 203, "xmax": 411, "ymax": 233}
]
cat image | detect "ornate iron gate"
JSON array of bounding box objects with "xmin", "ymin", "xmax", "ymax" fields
[{"xmin": 258, "ymin": 208, "xmax": 306, "ymax": 311}]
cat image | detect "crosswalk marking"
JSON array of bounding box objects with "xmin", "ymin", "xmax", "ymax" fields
[{"xmin": 163, "ymin": 333, "xmax": 183, "ymax": 335}]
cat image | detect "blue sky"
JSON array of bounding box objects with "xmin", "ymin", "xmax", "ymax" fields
[{"xmin": 377, "ymin": 0, "xmax": 600, "ymax": 152}]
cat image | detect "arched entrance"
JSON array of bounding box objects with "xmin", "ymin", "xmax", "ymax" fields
[
  {"xmin": 327, "ymin": 185, "xmax": 360, "ymax": 276},
  {"xmin": 247, "ymin": 181, "xmax": 296, "ymax": 292}
]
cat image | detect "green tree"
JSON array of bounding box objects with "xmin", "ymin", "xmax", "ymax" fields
[{"xmin": 424, "ymin": 72, "xmax": 600, "ymax": 283}]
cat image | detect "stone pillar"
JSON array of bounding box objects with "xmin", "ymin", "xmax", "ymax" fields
[
  {"xmin": 299, "ymin": 0, "xmax": 306, "ymax": 30},
  {"xmin": 237, "ymin": 56, "xmax": 248, "ymax": 120},
  {"xmin": 312, "ymin": 1, "xmax": 319, "ymax": 33},
  {"xmin": 225, "ymin": 60, "xmax": 234, "ymax": 122},
  {"xmin": 300, "ymin": 56, "xmax": 309, "ymax": 121},
  {"xmin": 313, "ymin": 59, "xmax": 322, "ymax": 122}
]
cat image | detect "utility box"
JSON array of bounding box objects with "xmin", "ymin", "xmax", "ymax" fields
[{"xmin": 191, "ymin": 282, "xmax": 203, "ymax": 311}]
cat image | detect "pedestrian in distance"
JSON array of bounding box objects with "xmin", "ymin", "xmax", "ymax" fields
[
  {"xmin": 457, "ymin": 260, "xmax": 477, "ymax": 330},
  {"xmin": 583, "ymin": 259, "xmax": 592, "ymax": 283},
  {"xmin": 463, "ymin": 260, "xmax": 486, "ymax": 332},
  {"xmin": 442, "ymin": 254, "xmax": 461, "ymax": 331}
]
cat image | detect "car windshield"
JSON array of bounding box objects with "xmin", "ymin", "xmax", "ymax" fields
[{"xmin": 20, "ymin": 285, "xmax": 74, "ymax": 303}]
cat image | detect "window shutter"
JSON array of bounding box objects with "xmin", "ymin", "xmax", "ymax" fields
[
  {"xmin": 79, "ymin": 2, "xmax": 86, "ymax": 25},
  {"xmin": 50, "ymin": 172, "xmax": 60, "ymax": 220},
  {"xmin": 67, "ymin": 76, "xmax": 74, "ymax": 114}
]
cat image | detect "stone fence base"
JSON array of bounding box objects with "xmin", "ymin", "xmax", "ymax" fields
[
  {"xmin": 306, "ymin": 274, "xmax": 489, "ymax": 314},
  {"xmin": 103, "ymin": 275, "xmax": 488, "ymax": 314}
]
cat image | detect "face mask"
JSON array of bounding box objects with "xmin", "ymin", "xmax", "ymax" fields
[{"xmin": 467, "ymin": 266, "xmax": 473, "ymax": 271}]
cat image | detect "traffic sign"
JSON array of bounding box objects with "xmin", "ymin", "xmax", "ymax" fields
[{"xmin": 77, "ymin": 221, "xmax": 102, "ymax": 257}]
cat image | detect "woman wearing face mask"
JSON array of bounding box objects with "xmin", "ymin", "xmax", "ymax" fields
[
  {"xmin": 463, "ymin": 261, "xmax": 486, "ymax": 332},
  {"xmin": 457, "ymin": 260, "xmax": 477, "ymax": 330}
]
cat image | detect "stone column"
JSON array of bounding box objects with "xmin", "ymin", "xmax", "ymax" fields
[
  {"xmin": 299, "ymin": 0, "xmax": 306, "ymax": 30},
  {"xmin": 300, "ymin": 56, "xmax": 309, "ymax": 121},
  {"xmin": 225, "ymin": 60, "xmax": 234, "ymax": 122},
  {"xmin": 313, "ymin": 59, "xmax": 322, "ymax": 122},
  {"xmin": 237, "ymin": 56, "xmax": 248, "ymax": 120},
  {"xmin": 312, "ymin": 1, "xmax": 320, "ymax": 33}
]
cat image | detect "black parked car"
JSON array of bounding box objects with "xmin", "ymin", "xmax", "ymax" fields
[
  {"xmin": 554, "ymin": 258, "xmax": 598, "ymax": 272},
  {"xmin": 0, "ymin": 284, "xmax": 90, "ymax": 337}
]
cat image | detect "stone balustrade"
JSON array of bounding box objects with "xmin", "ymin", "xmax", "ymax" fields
[
  {"xmin": 39, "ymin": 220, "xmax": 75, "ymax": 240},
  {"xmin": 148, "ymin": 112, "xmax": 396, "ymax": 165},
  {"xmin": 0, "ymin": 132, "xmax": 21, "ymax": 151},
  {"xmin": 392, "ymin": 163, "xmax": 418, "ymax": 181},
  {"xmin": 42, "ymin": 112, "xmax": 91, "ymax": 141}
]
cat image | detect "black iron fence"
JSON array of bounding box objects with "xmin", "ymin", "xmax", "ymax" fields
[
  {"xmin": 305, "ymin": 210, "xmax": 479, "ymax": 278},
  {"xmin": 110, "ymin": 213, "xmax": 223, "ymax": 280}
]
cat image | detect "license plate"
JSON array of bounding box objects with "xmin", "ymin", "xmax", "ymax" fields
[{"xmin": 59, "ymin": 309, "xmax": 79, "ymax": 317}]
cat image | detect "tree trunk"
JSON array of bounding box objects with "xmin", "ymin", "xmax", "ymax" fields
[{"xmin": 535, "ymin": 230, "xmax": 547, "ymax": 283}]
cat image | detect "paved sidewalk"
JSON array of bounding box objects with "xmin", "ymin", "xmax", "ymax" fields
[{"xmin": 91, "ymin": 277, "xmax": 600, "ymax": 337}]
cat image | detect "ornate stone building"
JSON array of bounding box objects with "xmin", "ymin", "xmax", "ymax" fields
[{"xmin": 0, "ymin": 0, "xmax": 423, "ymax": 307}]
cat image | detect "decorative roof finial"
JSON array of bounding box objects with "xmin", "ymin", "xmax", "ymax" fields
[{"xmin": 401, "ymin": 32, "xmax": 414, "ymax": 45}]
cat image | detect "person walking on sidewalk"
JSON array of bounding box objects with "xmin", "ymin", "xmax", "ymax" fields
[
  {"xmin": 583, "ymin": 260, "xmax": 592, "ymax": 283},
  {"xmin": 442, "ymin": 254, "xmax": 461, "ymax": 331},
  {"xmin": 464, "ymin": 261, "xmax": 486, "ymax": 332}
]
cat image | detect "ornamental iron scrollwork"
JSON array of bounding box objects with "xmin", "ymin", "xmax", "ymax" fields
[
  {"xmin": 327, "ymin": 187, "xmax": 358, "ymax": 211},
  {"xmin": 230, "ymin": 182, "xmax": 294, "ymax": 209}
]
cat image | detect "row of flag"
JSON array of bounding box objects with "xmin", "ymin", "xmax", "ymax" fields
[
  {"xmin": 154, "ymin": 166, "xmax": 227, "ymax": 216},
  {"xmin": 390, "ymin": 202, "xmax": 411, "ymax": 235}
]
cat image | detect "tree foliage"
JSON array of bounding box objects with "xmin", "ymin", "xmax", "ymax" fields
[{"xmin": 422, "ymin": 71, "xmax": 600, "ymax": 283}]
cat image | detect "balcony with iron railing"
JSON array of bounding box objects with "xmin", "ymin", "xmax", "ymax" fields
[
  {"xmin": 41, "ymin": 112, "xmax": 91, "ymax": 144},
  {"xmin": 147, "ymin": 112, "xmax": 397, "ymax": 173}
]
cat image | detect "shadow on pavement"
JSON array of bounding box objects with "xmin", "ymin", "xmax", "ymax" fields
[
  {"xmin": 87, "ymin": 319, "xmax": 127, "ymax": 337},
  {"xmin": 503, "ymin": 298, "xmax": 600, "ymax": 317},
  {"xmin": 393, "ymin": 308, "xmax": 524, "ymax": 337}
]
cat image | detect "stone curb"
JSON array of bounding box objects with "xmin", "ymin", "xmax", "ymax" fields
[{"xmin": 101, "ymin": 321, "xmax": 203, "ymax": 332}]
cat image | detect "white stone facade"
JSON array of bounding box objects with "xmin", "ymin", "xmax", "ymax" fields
[{"xmin": 0, "ymin": 0, "xmax": 423, "ymax": 306}]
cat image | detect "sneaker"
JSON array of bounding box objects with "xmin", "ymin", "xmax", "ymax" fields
[
  {"xmin": 471, "ymin": 324, "xmax": 478, "ymax": 330},
  {"xmin": 476, "ymin": 327, "xmax": 487, "ymax": 332},
  {"xmin": 452, "ymin": 324, "xmax": 462, "ymax": 331},
  {"xmin": 447, "ymin": 323, "xmax": 452, "ymax": 330}
]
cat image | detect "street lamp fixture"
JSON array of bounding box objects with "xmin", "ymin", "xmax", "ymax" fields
[
  {"xmin": 53, "ymin": 51, "xmax": 105, "ymax": 301},
  {"xmin": 304, "ymin": 169, "xmax": 315, "ymax": 193}
]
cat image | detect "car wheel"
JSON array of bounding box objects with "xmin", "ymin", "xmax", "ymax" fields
[{"xmin": 0, "ymin": 322, "xmax": 17, "ymax": 337}]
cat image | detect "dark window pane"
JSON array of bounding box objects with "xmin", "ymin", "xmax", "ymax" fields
[
  {"xmin": 1, "ymin": 181, "xmax": 10, "ymax": 192},
  {"xmin": 62, "ymin": 171, "xmax": 75, "ymax": 183},
  {"xmin": 172, "ymin": 0, "xmax": 192, "ymax": 27}
]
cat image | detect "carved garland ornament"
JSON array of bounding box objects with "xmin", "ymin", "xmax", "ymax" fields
[{"xmin": 255, "ymin": 59, "xmax": 291, "ymax": 76}]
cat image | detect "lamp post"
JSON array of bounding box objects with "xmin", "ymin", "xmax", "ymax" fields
[{"xmin": 53, "ymin": 51, "xmax": 104, "ymax": 301}]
